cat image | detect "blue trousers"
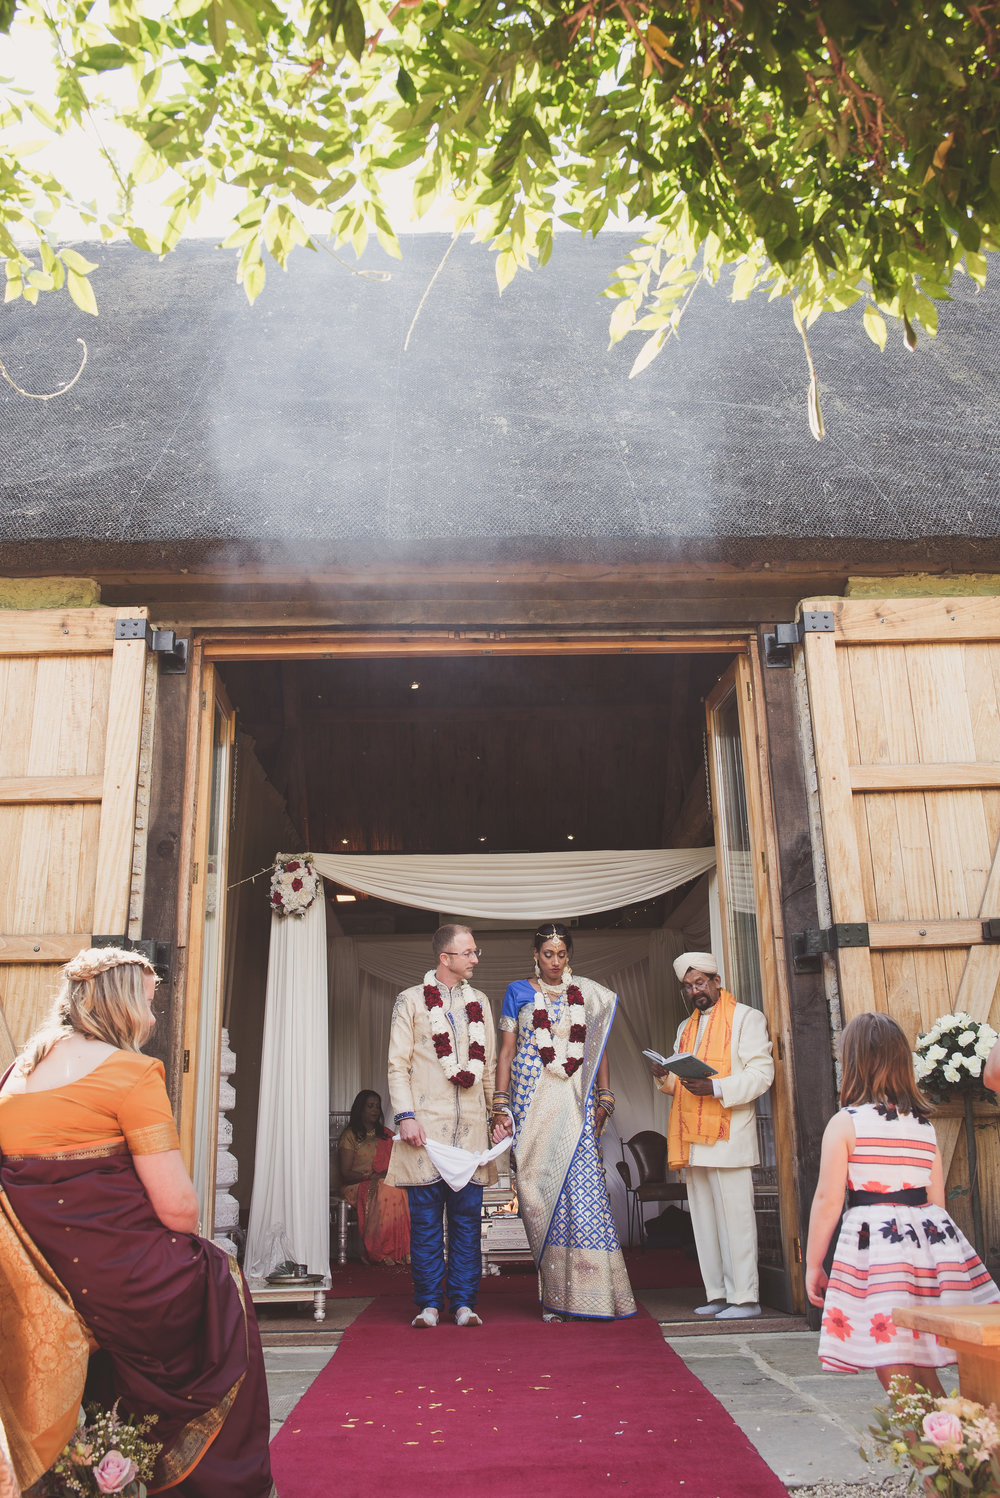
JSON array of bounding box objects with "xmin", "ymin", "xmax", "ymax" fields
[{"xmin": 406, "ymin": 1179, "xmax": 483, "ymax": 1312}]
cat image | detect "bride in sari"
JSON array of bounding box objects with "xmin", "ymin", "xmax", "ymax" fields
[
  {"xmin": 0, "ymin": 947, "xmax": 274, "ymax": 1496},
  {"xmin": 492, "ymin": 923, "xmax": 635, "ymax": 1322},
  {"xmin": 338, "ymin": 1090, "xmax": 410, "ymax": 1265}
]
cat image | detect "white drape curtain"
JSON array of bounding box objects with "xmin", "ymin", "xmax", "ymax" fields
[
  {"xmin": 251, "ymin": 849, "xmax": 717, "ymax": 1267},
  {"xmin": 312, "ymin": 847, "xmax": 715, "ymax": 920},
  {"xmin": 245, "ymin": 893, "xmax": 331, "ymax": 1283}
]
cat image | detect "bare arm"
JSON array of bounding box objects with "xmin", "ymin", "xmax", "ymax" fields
[
  {"xmin": 491, "ymin": 1031, "xmax": 517, "ymax": 1141},
  {"xmin": 985, "ymin": 1039, "xmax": 1000, "ymax": 1095},
  {"xmin": 339, "ymin": 1139, "xmax": 370, "ymax": 1185},
  {"xmin": 804, "ymin": 1112, "xmax": 852, "ymax": 1307},
  {"xmin": 133, "ymin": 1150, "xmax": 199, "ymax": 1233},
  {"xmin": 495, "ymin": 1030, "xmax": 516, "ymax": 1094},
  {"xmin": 928, "ymin": 1145, "xmax": 946, "ymax": 1210}
]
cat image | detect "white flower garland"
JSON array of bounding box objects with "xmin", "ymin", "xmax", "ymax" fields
[
  {"xmin": 914, "ymin": 1010, "xmax": 999, "ymax": 1092},
  {"xmin": 423, "ymin": 970, "xmax": 487, "ymax": 1089},
  {"xmin": 269, "ymin": 853, "xmax": 320, "ymax": 918},
  {"xmin": 532, "ymin": 977, "xmax": 586, "ymax": 1079}
]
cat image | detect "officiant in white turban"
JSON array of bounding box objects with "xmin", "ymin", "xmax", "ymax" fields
[{"xmin": 651, "ymin": 952, "xmax": 774, "ymax": 1320}]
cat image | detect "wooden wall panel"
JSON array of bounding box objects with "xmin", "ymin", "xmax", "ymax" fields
[
  {"xmin": 801, "ymin": 600, "xmax": 1000, "ymax": 1271},
  {"xmin": 0, "ymin": 607, "xmax": 148, "ymax": 1051}
]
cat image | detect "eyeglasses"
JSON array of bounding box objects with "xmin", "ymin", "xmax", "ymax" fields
[{"xmin": 443, "ymin": 948, "xmax": 482, "ymax": 959}]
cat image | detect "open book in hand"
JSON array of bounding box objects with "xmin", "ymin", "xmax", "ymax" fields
[{"xmin": 642, "ymin": 1047, "xmax": 717, "ymax": 1079}]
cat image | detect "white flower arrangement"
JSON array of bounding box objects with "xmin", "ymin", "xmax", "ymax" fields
[
  {"xmin": 269, "ymin": 854, "xmax": 320, "ymax": 918},
  {"xmin": 914, "ymin": 1011, "xmax": 999, "ymax": 1096}
]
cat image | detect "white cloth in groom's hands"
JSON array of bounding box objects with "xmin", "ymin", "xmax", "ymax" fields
[{"xmin": 393, "ymin": 1133, "xmax": 512, "ymax": 1192}]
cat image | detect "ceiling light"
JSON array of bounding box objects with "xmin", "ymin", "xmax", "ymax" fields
[
  {"xmin": 341, "ymin": 838, "xmax": 349, "ymax": 845},
  {"xmin": 336, "ymin": 893, "xmax": 357, "ymax": 903},
  {"xmin": 566, "ymin": 834, "xmax": 575, "ymax": 841},
  {"xmin": 478, "ymin": 836, "xmax": 487, "ymax": 843},
  {"xmin": 410, "ymin": 680, "xmax": 420, "ymax": 690}
]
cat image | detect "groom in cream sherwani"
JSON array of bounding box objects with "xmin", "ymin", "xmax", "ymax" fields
[{"xmin": 385, "ymin": 924, "xmax": 499, "ymax": 1328}]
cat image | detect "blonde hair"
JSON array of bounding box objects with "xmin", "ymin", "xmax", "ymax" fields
[{"xmin": 18, "ymin": 947, "xmax": 156, "ymax": 1075}]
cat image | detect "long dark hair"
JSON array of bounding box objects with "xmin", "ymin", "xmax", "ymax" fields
[
  {"xmin": 533, "ymin": 922, "xmax": 574, "ymax": 955},
  {"xmin": 839, "ymin": 1012, "xmax": 932, "ymax": 1118},
  {"xmin": 347, "ymin": 1089, "xmax": 390, "ymax": 1139}
]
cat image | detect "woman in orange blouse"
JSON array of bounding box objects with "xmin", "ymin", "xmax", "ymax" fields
[{"xmin": 0, "ymin": 948, "xmax": 275, "ymax": 1497}]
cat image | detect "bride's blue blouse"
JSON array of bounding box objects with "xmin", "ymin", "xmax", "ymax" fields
[{"xmin": 501, "ymin": 979, "xmax": 539, "ymax": 1019}]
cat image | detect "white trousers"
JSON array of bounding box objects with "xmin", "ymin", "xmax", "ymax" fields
[{"xmin": 686, "ymin": 1164, "xmax": 759, "ymax": 1305}]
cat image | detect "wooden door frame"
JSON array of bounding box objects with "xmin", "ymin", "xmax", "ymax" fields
[
  {"xmin": 705, "ymin": 654, "xmax": 802, "ymax": 1312},
  {"xmin": 178, "ymin": 665, "xmax": 235, "ymax": 1221},
  {"xmin": 176, "ymin": 624, "xmax": 798, "ymax": 1307}
]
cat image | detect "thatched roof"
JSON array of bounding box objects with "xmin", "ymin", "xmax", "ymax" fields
[{"xmin": 1, "ymin": 235, "xmax": 998, "ymax": 568}]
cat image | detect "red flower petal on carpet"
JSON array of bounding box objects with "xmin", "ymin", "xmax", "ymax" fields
[{"xmin": 273, "ymin": 1286, "xmax": 790, "ymax": 1498}]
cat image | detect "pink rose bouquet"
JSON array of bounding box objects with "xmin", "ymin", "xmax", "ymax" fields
[
  {"xmin": 867, "ymin": 1376, "xmax": 1000, "ymax": 1495},
  {"xmin": 922, "ymin": 1410, "xmax": 963, "ymax": 1455},
  {"xmin": 93, "ymin": 1452, "xmax": 137, "ymax": 1494},
  {"xmin": 41, "ymin": 1403, "xmax": 160, "ymax": 1498}
]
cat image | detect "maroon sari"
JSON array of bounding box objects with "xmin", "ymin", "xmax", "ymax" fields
[{"xmin": 1, "ymin": 1146, "xmax": 274, "ymax": 1496}]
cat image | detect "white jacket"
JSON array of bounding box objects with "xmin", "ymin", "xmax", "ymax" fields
[{"xmin": 658, "ymin": 1003, "xmax": 773, "ymax": 1169}]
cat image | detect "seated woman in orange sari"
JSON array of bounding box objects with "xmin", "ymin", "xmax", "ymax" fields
[
  {"xmin": 338, "ymin": 1091, "xmax": 410, "ymax": 1265},
  {"xmin": 0, "ymin": 948, "xmax": 275, "ymax": 1497}
]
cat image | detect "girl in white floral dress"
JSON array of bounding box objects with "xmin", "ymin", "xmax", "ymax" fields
[{"xmin": 805, "ymin": 1012, "xmax": 1000, "ymax": 1394}]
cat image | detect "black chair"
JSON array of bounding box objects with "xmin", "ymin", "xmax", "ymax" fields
[
  {"xmin": 623, "ymin": 1131, "xmax": 687, "ymax": 1252},
  {"xmin": 616, "ymin": 1158, "xmax": 641, "ymax": 1249}
]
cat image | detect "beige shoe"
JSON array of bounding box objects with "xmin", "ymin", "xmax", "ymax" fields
[
  {"xmin": 454, "ymin": 1306, "xmax": 482, "ymax": 1326},
  {"xmin": 411, "ymin": 1306, "xmax": 439, "ymax": 1328}
]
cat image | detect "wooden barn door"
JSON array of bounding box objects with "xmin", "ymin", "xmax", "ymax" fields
[
  {"xmin": 800, "ymin": 595, "xmax": 1000, "ymax": 1253},
  {"xmin": 0, "ymin": 606, "xmax": 150, "ymax": 1068}
]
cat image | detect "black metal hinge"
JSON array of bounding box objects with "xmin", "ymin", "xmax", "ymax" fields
[
  {"xmin": 114, "ymin": 618, "xmax": 188, "ymax": 674},
  {"xmin": 91, "ymin": 935, "xmax": 172, "ymax": 978},
  {"xmin": 763, "ymin": 610, "xmax": 836, "ymax": 669},
  {"xmin": 791, "ymin": 922, "xmax": 870, "ymax": 974}
]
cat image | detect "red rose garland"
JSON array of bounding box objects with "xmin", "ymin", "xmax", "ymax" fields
[
  {"xmin": 533, "ymin": 983, "xmax": 586, "ymax": 1078},
  {"xmin": 424, "ymin": 983, "xmax": 487, "ymax": 1089}
]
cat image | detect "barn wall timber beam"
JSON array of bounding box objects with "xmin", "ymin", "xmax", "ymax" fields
[
  {"xmin": 146, "ymin": 599, "xmax": 799, "ymax": 630},
  {"xmin": 868, "ymin": 920, "xmax": 990, "ymax": 949},
  {"xmin": 851, "ymin": 764, "xmax": 1000, "ymax": 791},
  {"xmin": 0, "ymin": 934, "xmax": 91, "ymax": 962},
  {"xmin": 0, "ymin": 775, "xmax": 103, "ymax": 803},
  {"xmin": 803, "ymin": 596, "xmax": 1000, "ymax": 645},
  {"xmin": 202, "ymin": 633, "xmax": 749, "ymax": 662}
]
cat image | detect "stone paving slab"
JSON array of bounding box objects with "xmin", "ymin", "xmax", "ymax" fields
[{"xmin": 665, "ymin": 1329, "xmax": 959, "ymax": 1490}]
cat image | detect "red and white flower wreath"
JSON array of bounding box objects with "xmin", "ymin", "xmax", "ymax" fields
[
  {"xmin": 424, "ymin": 980, "xmax": 487, "ymax": 1089},
  {"xmin": 533, "ymin": 984, "xmax": 586, "ymax": 1078}
]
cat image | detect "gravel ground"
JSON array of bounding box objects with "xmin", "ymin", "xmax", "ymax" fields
[{"xmin": 791, "ymin": 1478, "xmax": 910, "ymax": 1497}]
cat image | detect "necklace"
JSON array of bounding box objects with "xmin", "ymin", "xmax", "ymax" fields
[
  {"xmin": 532, "ymin": 979, "xmax": 586, "ymax": 1078},
  {"xmin": 423, "ymin": 972, "xmax": 486, "ymax": 1089}
]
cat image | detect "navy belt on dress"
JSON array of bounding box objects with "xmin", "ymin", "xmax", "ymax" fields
[{"xmin": 847, "ymin": 1187, "xmax": 928, "ymax": 1207}]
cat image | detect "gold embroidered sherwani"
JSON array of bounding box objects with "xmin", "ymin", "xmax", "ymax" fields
[{"xmin": 384, "ymin": 977, "xmax": 498, "ymax": 1189}]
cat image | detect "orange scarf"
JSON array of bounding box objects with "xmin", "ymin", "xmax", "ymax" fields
[{"xmin": 666, "ymin": 989, "xmax": 737, "ymax": 1171}]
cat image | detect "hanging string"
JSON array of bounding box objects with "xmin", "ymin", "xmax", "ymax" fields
[{"xmin": 226, "ymin": 860, "xmax": 279, "ymax": 893}]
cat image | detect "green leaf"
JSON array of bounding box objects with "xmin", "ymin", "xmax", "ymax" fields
[
  {"xmin": 494, "ymin": 249, "xmax": 518, "ymax": 293},
  {"xmin": 629, "ymin": 327, "xmax": 666, "ymax": 377},
  {"xmin": 395, "ymin": 66, "xmax": 417, "ymax": 105},
  {"xmin": 66, "ymin": 267, "xmax": 98, "ymax": 315},
  {"xmin": 862, "ymin": 303, "xmax": 887, "ymax": 351},
  {"xmin": 60, "ymin": 248, "xmax": 99, "ymax": 275}
]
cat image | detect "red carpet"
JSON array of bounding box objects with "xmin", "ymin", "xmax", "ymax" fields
[
  {"xmin": 326, "ymin": 1247, "xmax": 701, "ymax": 1298},
  {"xmin": 271, "ymin": 1286, "xmax": 788, "ymax": 1498}
]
